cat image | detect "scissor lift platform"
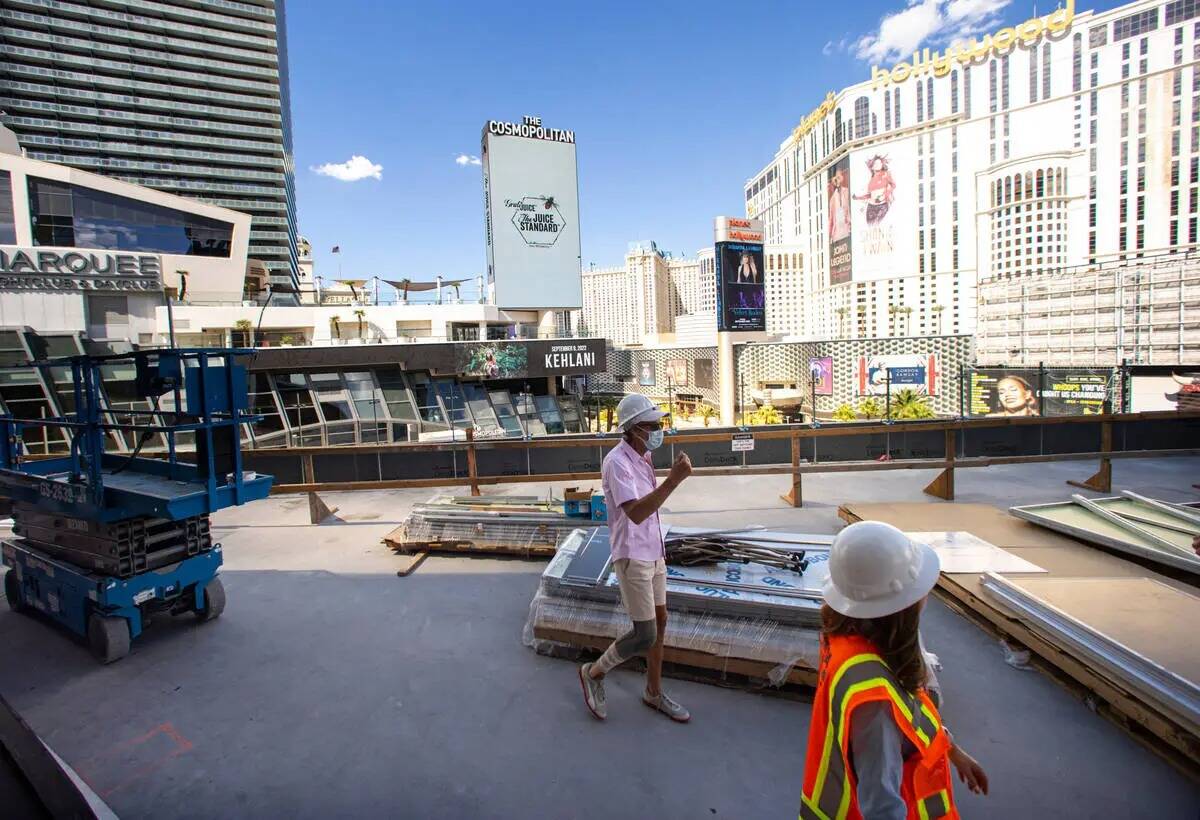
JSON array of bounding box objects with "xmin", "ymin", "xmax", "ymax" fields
[{"xmin": 0, "ymin": 348, "xmax": 271, "ymax": 662}]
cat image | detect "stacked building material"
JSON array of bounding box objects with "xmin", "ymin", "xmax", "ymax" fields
[
  {"xmin": 1010, "ymin": 491, "xmax": 1200, "ymax": 575},
  {"xmin": 524, "ymin": 527, "xmax": 834, "ymax": 689},
  {"xmin": 980, "ymin": 573, "xmax": 1200, "ymax": 738},
  {"xmin": 10, "ymin": 502, "xmax": 213, "ymax": 579},
  {"xmin": 385, "ymin": 494, "xmax": 605, "ymax": 558}
]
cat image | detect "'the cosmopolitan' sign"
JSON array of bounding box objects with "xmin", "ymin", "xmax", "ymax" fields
[{"xmin": 0, "ymin": 249, "xmax": 163, "ymax": 292}]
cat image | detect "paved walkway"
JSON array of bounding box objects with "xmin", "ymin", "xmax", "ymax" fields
[{"xmin": 1, "ymin": 459, "xmax": 1197, "ymax": 817}]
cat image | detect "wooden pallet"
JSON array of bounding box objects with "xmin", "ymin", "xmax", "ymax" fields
[
  {"xmin": 838, "ymin": 502, "xmax": 1200, "ymax": 783},
  {"xmin": 383, "ymin": 527, "xmax": 557, "ymax": 559},
  {"xmin": 532, "ymin": 625, "xmax": 817, "ymax": 697}
]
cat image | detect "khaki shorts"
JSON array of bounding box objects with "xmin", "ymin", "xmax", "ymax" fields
[{"xmin": 612, "ymin": 558, "xmax": 667, "ymax": 622}]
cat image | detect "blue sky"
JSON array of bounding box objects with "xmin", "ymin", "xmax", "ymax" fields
[{"xmin": 288, "ymin": 0, "xmax": 1126, "ymax": 295}]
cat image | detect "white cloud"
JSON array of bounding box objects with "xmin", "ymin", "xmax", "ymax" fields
[
  {"xmin": 822, "ymin": 37, "xmax": 850, "ymax": 56},
  {"xmin": 852, "ymin": 0, "xmax": 1010, "ymax": 63},
  {"xmin": 455, "ymin": 154, "xmax": 482, "ymax": 166},
  {"xmin": 311, "ymin": 155, "xmax": 383, "ymax": 182}
]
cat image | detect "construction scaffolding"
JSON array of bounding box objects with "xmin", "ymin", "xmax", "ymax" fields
[{"xmin": 976, "ymin": 253, "xmax": 1200, "ymax": 367}]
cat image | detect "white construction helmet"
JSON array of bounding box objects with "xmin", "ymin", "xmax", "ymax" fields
[
  {"xmin": 616, "ymin": 393, "xmax": 667, "ymax": 431},
  {"xmin": 822, "ymin": 521, "xmax": 940, "ymax": 619}
]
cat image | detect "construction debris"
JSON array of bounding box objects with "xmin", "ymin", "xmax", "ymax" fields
[{"xmin": 1010, "ymin": 491, "xmax": 1200, "ymax": 575}]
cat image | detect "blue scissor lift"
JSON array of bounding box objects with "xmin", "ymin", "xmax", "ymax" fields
[{"xmin": 0, "ymin": 348, "xmax": 272, "ymax": 663}]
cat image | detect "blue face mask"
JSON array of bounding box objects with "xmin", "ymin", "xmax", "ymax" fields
[{"xmin": 640, "ymin": 428, "xmax": 664, "ymax": 450}]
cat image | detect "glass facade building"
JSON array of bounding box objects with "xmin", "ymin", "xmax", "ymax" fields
[
  {"xmin": 27, "ymin": 176, "xmax": 235, "ymax": 255},
  {"xmin": 0, "ymin": 0, "xmax": 299, "ymax": 291}
]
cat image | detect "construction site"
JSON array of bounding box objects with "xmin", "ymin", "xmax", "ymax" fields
[{"xmin": 0, "ymin": 374, "xmax": 1197, "ymax": 817}]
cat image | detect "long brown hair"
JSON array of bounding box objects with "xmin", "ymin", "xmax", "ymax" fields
[{"xmin": 821, "ymin": 601, "xmax": 928, "ymax": 694}]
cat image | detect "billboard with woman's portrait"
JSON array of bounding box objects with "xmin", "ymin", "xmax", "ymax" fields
[
  {"xmin": 715, "ymin": 241, "xmax": 765, "ymax": 331},
  {"xmin": 827, "ymin": 157, "xmax": 852, "ymax": 285},
  {"xmin": 968, "ymin": 368, "xmax": 1112, "ymax": 417}
]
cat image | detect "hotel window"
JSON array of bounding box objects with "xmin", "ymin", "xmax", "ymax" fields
[
  {"xmin": 1113, "ymin": 9, "xmax": 1158, "ymax": 42},
  {"xmin": 1001, "ymin": 54, "xmax": 1010, "ymax": 110},
  {"xmin": 1030, "ymin": 46, "xmax": 1039, "ymax": 103},
  {"xmin": 990, "ymin": 60, "xmax": 998, "ymax": 113},
  {"xmin": 1073, "ymin": 34, "xmax": 1083, "ymax": 92},
  {"xmin": 926, "ymin": 77, "xmax": 934, "ymax": 119},
  {"xmin": 1137, "ymin": 224, "xmax": 1145, "ymax": 249},
  {"xmin": 1191, "ymin": 218, "xmax": 1198, "ymax": 242},
  {"xmin": 885, "ymin": 90, "xmax": 892, "ymax": 129},
  {"xmin": 964, "ymin": 66, "xmax": 972, "ymax": 116},
  {"xmin": 0, "ymin": 171, "xmax": 15, "ymax": 245},
  {"xmin": 854, "ymin": 96, "xmax": 870, "ymax": 136},
  {"xmin": 917, "ymin": 85, "xmax": 925, "ymax": 122},
  {"xmin": 894, "ymin": 90, "xmax": 901, "ymax": 127},
  {"xmin": 1167, "ymin": 0, "xmax": 1200, "ymax": 26},
  {"xmin": 951, "ymin": 71, "xmax": 959, "ymax": 114},
  {"xmin": 27, "ymin": 177, "xmax": 234, "ymax": 256},
  {"xmin": 1042, "ymin": 43, "xmax": 1052, "ymax": 99}
]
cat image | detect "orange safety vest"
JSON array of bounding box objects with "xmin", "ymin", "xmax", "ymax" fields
[{"xmin": 800, "ymin": 633, "xmax": 958, "ymax": 820}]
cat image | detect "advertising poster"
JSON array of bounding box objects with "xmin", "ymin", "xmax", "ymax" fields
[
  {"xmin": 827, "ymin": 157, "xmax": 852, "ymax": 285},
  {"xmin": 968, "ymin": 368, "xmax": 1113, "ymax": 417},
  {"xmin": 664, "ymin": 359, "xmax": 688, "ymax": 387},
  {"xmin": 1129, "ymin": 371, "xmax": 1200, "ymax": 412},
  {"xmin": 856, "ymin": 354, "xmax": 939, "ymax": 396},
  {"xmin": 850, "ymin": 141, "xmax": 917, "ymax": 282},
  {"xmin": 638, "ymin": 360, "xmax": 655, "ymax": 386},
  {"xmin": 457, "ymin": 342, "xmax": 528, "ymax": 379},
  {"xmin": 694, "ymin": 359, "xmax": 714, "ymax": 390},
  {"xmin": 809, "ymin": 356, "xmax": 834, "ymax": 395},
  {"xmin": 715, "ymin": 241, "xmax": 766, "ymax": 332},
  {"xmin": 482, "ymin": 117, "xmax": 582, "ymax": 309}
]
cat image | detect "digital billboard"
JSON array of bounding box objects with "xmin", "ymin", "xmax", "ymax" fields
[
  {"xmin": 716, "ymin": 241, "xmax": 766, "ymax": 332},
  {"xmin": 849, "ymin": 140, "xmax": 917, "ymax": 282},
  {"xmin": 968, "ymin": 368, "xmax": 1113, "ymax": 417},
  {"xmin": 482, "ymin": 116, "xmax": 582, "ymax": 309},
  {"xmin": 827, "ymin": 157, "xmax": 852, "ymax": 285}
]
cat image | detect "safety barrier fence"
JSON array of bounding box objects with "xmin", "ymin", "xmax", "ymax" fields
[{"xmin": 241, "ymin": 411, "xmax": 1200, "ymax": 507}]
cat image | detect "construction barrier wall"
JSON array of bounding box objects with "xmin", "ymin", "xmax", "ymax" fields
[{"xmin": 242, "ymin": 412, "xmax": 1200, "ymax": 491}]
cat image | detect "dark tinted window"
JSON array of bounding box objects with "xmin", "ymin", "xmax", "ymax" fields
[
  {"xmin": 27, "ymin": 177, "xmax": 233, "ymax": 256},
  {"xmin": 0, "ymin": 171, "xmax": 15, "ymax": 244}
]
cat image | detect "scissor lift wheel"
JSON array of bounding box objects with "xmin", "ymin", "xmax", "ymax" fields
[
  {"xmin": 196, "ymin": 577, "xmax": 226, "ymax": 622},
  {"xmin": 3, "ymin": 570, "xmax": 26, "ymax": 613},
  {"xmin": 88, "ymin": 614, "xmax": 131, "ymax": 664}
]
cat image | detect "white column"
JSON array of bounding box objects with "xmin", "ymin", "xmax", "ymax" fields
[{"xmin": 718, "ymin": 331, "xmax": 736, "ymax": 426}]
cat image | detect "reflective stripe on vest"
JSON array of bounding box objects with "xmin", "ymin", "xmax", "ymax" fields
[
  {"xmin": 804, "ymin": 653, "xmax": 942, "ymax": 820},
  {"xmin": 918, "ymin": 789, "xmax": 951, "ymax": 820}
]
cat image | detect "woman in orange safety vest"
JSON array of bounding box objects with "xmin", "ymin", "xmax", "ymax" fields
[{"xmin": 800, "ymin": 521, "xmax": 988, "ymax": 820}]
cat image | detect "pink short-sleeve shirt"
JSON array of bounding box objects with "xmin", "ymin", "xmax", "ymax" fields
[{"xmin": 601, "ymin": 439, "xmax": 665, "ymax": 561}]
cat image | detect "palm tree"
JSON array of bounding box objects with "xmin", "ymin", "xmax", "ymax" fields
[
  {"xmin": 353, "ymin": 309, "xmax": 367, "ymax": 340},
  {"xmin": 233, "ymin": 319, "xmax": 253, "ymax": 347},
  {"xmin": 697, "ymin": 404, "xmax": 718, "ymax": 427},
  {"xmin": 857, "ymin": 396, "xmax": 885, "ymax": 419},
  {"xmin": 931, "ymin": 304, "xmax": 945, "ymax": 335},
  {"xmin": 889, "ymin": 388, "xmax": 935, "ymax": 419},
  {"xmin": 329, "ymin": 315, "xmax": 341, "ymax": 340}
]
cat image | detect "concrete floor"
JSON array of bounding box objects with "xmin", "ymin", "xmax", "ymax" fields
[{"xmin": 1, "ymin": 458, "xmax": 1198, "ymax": 818}]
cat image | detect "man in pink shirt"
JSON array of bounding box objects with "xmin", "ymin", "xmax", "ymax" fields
[{"xmin": 579, "ymin": 394, "xmax": 692, "ymax": 722}]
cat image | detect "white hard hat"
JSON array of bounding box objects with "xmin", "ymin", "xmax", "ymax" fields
[
  {"xmin": 822, "ymin": 521, "xmax": 940, "ymax": 619},
  {"xmin": 616, "ymin": 393, "xmax": 667, "ymax": 431}
]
